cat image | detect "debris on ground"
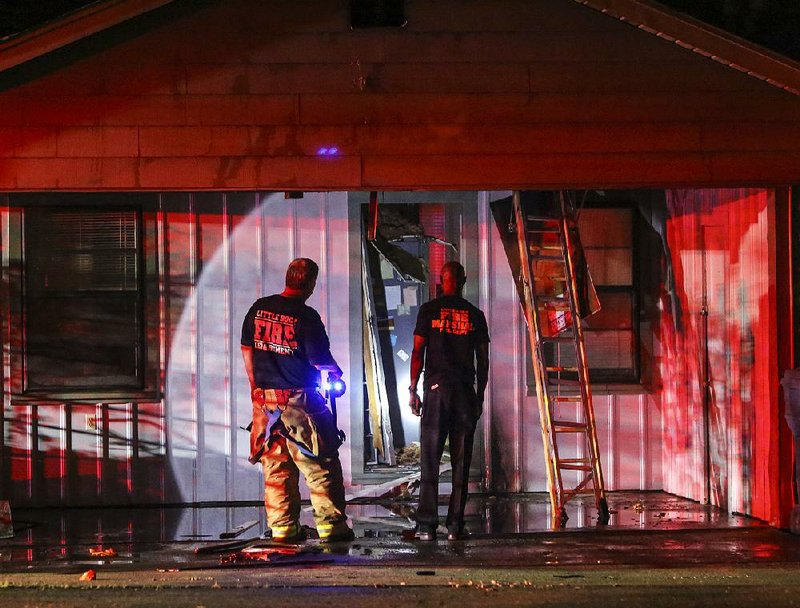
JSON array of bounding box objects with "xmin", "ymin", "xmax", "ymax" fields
[
  {"xmin": 79, "ymin": 569, "xmax": 96, "ymax": 581},
  {"xmin": 395, "ymin": 443, "xmax": 421, "ymax": 466},
  {"xmin": 220, "ymin": 519, "xmax": 259, "ymax": 539},
  {"xmin": 217, "ymin": 542, "xmax": 324, "ymax": 566},
  {"xmin": 632, "ymin": 501, "xmax": 645, "ymax": 513},
  {"xmin": 89, "ymin": 547, "xmax": 117, "ymax": 557},
  {"xmin": 0, "ymin": 501, "xmax": 12, "ymax": 539}
]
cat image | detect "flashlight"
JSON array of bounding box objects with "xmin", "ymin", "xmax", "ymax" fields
[{"xmin": 323, "ymin": 378, "xmax": 347, "ymax": 398}]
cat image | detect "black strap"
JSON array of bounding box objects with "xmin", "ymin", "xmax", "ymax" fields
[{"xmin": 329, "ymin": 394, "xmax": 347, "ymax": 444}]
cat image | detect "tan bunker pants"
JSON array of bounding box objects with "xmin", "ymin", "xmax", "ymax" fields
[{"xmin": 250, "ymin": 388, "xmax": 349, "ymax": 541}]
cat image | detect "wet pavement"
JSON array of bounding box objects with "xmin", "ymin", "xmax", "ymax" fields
[{"xmin": 1, "ymin": 492, "xmax": 800, "ymax": 607}]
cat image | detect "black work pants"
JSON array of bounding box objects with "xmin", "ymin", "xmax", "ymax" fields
[{"xmin": 416, "ymin": 382, "xmax": 480, "ymax": 533}]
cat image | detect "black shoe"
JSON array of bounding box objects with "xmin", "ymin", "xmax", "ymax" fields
[{"xmin": 447, "ymin": 528, "xmax": 470, "ymax": 541}]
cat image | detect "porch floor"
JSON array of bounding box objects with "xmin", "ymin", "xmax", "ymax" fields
[{"xmin": 0, "ymin": 490, "xmax": 780, "ymax": 572}]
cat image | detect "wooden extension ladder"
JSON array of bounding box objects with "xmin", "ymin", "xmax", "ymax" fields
[{"xmin": 511, "ymin": 190, "xmax": 609, "ymax": 528}]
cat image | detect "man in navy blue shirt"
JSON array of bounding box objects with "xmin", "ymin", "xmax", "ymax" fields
[
  {"xmin": 409, "ymin": 261, "xmax": 490, "ymax": 541},
  {"xmin": 241, "ymin": 258, "xmax": 352, "ymax": 543}
]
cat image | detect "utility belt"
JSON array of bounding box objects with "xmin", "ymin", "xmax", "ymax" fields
[
  {"xmin": 251, "ymin": 387, "xmax": 322, "ymax": 413},
  {"xmin": 248, "ymin": 386, "xmax": 342, "ymax": 464}
]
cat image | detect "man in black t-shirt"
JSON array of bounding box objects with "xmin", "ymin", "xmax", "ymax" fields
[
  {"xmin": 241, "ymin": 258, "xmax": 353, "ymax": 543},
  {"xmin": 409, "ymin": 261, "xmax": 490, "ymax": 541}
]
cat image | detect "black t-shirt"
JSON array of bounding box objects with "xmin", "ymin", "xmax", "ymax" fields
[
  {"xmin": 414, "ymin": 295, "xmax": 490, "ymax": 389},
  {"xmin": 241, "ymin": 294, "xmax": 336, "ymax": 389}
]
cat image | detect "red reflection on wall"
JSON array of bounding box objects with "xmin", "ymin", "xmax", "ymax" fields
[{"xmin": 659, "ymin": 189, "xmax": 778, "ymax": 523}]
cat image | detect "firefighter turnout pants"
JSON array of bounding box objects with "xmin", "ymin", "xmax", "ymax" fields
[{"xmin": 250, "ymin": 388, "xmax": 350, "ymax": 541}]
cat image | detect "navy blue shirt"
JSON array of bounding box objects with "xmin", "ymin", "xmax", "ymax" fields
[
  {"xmin": 414, "ymin": 295, "xmax": 490, "ymax": 389},
  {"xmin": 241, "ymin": 295, "xmax": 335, "ymax": 389}
]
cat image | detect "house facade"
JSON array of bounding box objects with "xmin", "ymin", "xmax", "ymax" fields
[{"xmin": 0, "ymin": 0, "xmax": 797, "ymax": 526}]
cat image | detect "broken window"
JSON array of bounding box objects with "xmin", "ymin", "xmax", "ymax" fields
[{"xmin": 526, "ymin": 199, "xmax": 640, "ymax": 386}]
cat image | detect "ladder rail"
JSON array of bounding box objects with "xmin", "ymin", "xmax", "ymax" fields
[
  {"xmin": 512, "ymin": 190, "xmax": 609, "ymax": 528},
  {"xmin": 557, "ymin": 192, "xmax": 608, "ymax": 512},
  {"xmin": 511, "ymin": 191, "xmax": 563, "ymax": 518}
]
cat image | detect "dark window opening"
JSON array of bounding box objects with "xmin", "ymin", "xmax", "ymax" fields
[
  {"xmin": 350, "ymin": 0, "xmax": 405, "ymax": 28},
  {"xmin": 23, "ymin": 206, "xmax": 144, "ymax": 392}
]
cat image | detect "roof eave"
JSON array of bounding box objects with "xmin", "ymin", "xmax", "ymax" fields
[
  {"xmin": 0, "ymin": 0, "xmax": 178, "ymax": 73},
  {"xmin": 574, "ymin": 0, "xmax": 800, "ymax": 96}
]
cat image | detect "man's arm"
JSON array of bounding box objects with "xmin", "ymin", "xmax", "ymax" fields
[
  {"xmin": 476, "ymin": 341, "xmax": 489, "ymax": 410},
  {"xmin": 408, "ymin": 334, "xmax": 427, "ymax": 416},
  {"xmin": 305, "ymin": 311, "xmax": 343, "ymax": 376},
  {"xmin": 241, "ymin": 345, "xmax": 256, "ymax": 391}
]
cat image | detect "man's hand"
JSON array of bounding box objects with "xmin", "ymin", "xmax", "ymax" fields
[{"xmin": 409, "ymin": 388, "xmax": 422, "ymax": 417}]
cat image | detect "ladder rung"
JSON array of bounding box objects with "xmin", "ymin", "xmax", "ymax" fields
[
  {"xmin": 540, "ymin": 335, "xmax": 574, "ymax": 343},
  {"xmin": 538, "ymin": 306, "xmax": 570, "ymax": 316},
  {"xmin": 530, "ymin": 244, "xmax": 562, "ymax": 251},
  {"xmin": 526, "ymin": 215, "xmax": 560, "ymax": 222},
  {"xmin": 559, "ymin": 463, "xmax": 593, "ymax": 471},
  {"xmin": 536, "ymin": 295, "xmax": 568, "ymax": 304},
  {"xmin": 552, "ymin": 395, "xmax": 583, "ymax": 402},
  {"xmin": 546, "ymin": 366, "xmax": 579, "ymax": 373},
  {"xmin": 552, "ymin": 420, "xmax": 589, "ymax": 432},
  {"xmin": 562, "ymin": 481, "xmax": 596, "ymax": 501},
  {"xmin": 529, "ymin": 253, "xmax": 563, "ymax": 261},
  {"xmin": 528, "ymin": 228, "xmax": 561, "ymax": 234}
]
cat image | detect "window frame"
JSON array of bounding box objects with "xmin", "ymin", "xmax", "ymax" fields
[
  {"xmin": 6, "ymin": 194, "xmax": 160, "ymax": 403},
  {"xmin": 526, "ymin": 197, "xmax": 643, "ymax": 392},
  {"xmin": 578, "ymin": 201, "xmax": 641, "ymax": 384}
]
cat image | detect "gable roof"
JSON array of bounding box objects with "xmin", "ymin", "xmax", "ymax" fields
[{"xmin": 1, "ymin": 0, "xmax": 800, "ymax": 97}]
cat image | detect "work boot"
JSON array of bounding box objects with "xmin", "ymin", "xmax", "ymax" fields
[
  {"xmin": 447, "ymin": 527, "xmax": 470, "ymax": 541},
  {"xmin": 319, "ymin": 527, "xmax": 355, "ymax": 543},
  {"xmin": 270, "ymin": 523, "xmax": 306, "ymax": 544},
  {"xmin": 416, "ymin": 526, "xmax": 437, "ymax": 541}
]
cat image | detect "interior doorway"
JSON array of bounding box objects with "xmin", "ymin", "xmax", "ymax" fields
[{"xmin": 355, "ymin": 192, "xmax": 479, "ymax": 474}]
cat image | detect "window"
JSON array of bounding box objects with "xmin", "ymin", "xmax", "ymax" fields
[
  {"xmin": 23, "ymin": 206, "xmax": 144, "ymax": 392},
  {"xmin": 350, "ymin": 0, "xmax": 405, "ymax": 28},
  {"xmin": 528, "ymin": 200, "xmax": 640, "ymax": 388},
  {"xmin": 578, "ymin": 206, "xmax": 639, "ymax": 383}
]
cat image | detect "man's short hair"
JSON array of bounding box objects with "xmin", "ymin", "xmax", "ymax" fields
[
  {"xmin": 441, "ymin": 261, "xmax": 466, "ymax": 287},
  {"xmin": 285, "ymin": 258, "xmax": 319, "ymax": 291}
]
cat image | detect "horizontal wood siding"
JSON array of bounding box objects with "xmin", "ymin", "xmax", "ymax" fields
[{"xmin": 0, "ymin": 0, "xmax": 797, "ymax": 190}]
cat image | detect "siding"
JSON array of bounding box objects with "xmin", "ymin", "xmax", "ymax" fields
[
  {"xmin": 0, "ymin": 0, "xmax": 798, "ymax": 191},
  {"xmin": 659, "ymin": 189, "xmax": 780, "ymax": 523},
  {"xmin": 482, "ymin": 193, "xmax": 662, "ymax": 494},
  {"xmin": 0, "ymin": 192, "xmax": 354, "ymax": 506},
  {"xmin": 1, "ymin": 192, "xmax": 662, "ymax": 507}
]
